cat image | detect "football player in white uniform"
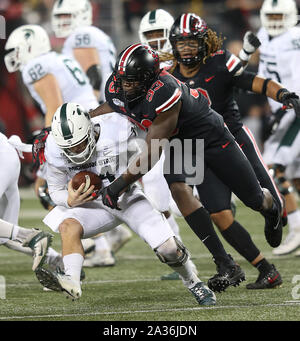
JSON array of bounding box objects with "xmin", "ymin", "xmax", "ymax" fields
[
  {"xmin": 52, "ymin": 0, "xmax": 116, "ymax": 104},
  {"xmin": 138, "ymin": 9, "xmax": 198, "ymax": 280},
  {"xmin": 34, "ymin": 103, "xmax": 215, "ymax": 305},
  {"xmin": 258, "ymin": 0, "xmax": 300, "ymax": 255},
  {"xmin": 4, "ymin": 24, "xmax": 120, "ymax": 268},
  {"xmin": 0, "ymin": 132, "xmax": 53, "ymax": 271}
]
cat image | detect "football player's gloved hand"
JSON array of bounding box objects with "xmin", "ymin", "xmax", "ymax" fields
[
  {"xmin": 32, "ymin": 127, "xmax": 51, "ymax": 171},
  {"xmin": 239, "ymin": 31, "xmax": 261, "ymax": 62},
  {"xmin": 100, "ymin": 176, "xmax": 129, "ymax": 210},
  {"xmin": 280, "ymin": 91, "xmax": 300, "ymax": 118},
  {"xmin": 101, "ymin": 185, "xmax": 121, "ymax": 210}
]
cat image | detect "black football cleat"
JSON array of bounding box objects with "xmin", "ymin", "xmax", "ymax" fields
[
  {"xmin": 246, "ymin": 264, "xmax": 282, "ymax": 289},
  {"xmin": 208, "ymin": 255, "xmax": 245, "ymax": 293}
]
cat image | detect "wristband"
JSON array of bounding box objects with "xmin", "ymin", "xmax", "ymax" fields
[{"xmin": 276, "ymin": 88, "xmax": 289, "ymax": 102}]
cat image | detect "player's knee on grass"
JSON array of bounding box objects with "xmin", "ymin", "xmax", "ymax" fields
[
  {"xmin": 154, "ymin": 236, "xmax": 189, "ymax": 267},
  {"xmin": 59, "ymin": 218, "xmax": 84, "ymax": 238},
  {"xmin": 169, "ymin": 182, "xmax": 202, "ymax": 217},
  {"xmin": 211, "ymin": 210, "xmax": 234, "ymax": 231}
]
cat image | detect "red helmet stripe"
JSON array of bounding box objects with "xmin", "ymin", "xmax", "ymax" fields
[
  {"xmin": 118, "ymin": 43, "xmax": 142, "ymax": 75},
  {"xmin": 180, "ymin": 13, "xmax": 191, "ymax": 35}
]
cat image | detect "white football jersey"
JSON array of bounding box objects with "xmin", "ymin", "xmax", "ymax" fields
[
  {"xmin": 45, "ymin": 114, "xmax": 137, "ymax": 207},
  {"xmin": 62, "ymin": 26, "xmax": 117, "ymax": 103},
  {"xmin": 257, "ymin": 26, "xmax": 300, "ymax": 112},
  {"xmin": 22, "ymin": 51, "xmax": 99, "ymax": 113}
]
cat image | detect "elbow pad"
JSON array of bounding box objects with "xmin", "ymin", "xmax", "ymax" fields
[{"xmin": 86, "ymin": 64, "xmax": 102, "ymax": 90}]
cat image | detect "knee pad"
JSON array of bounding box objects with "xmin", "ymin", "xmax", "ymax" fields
[{"xmin": 154, "ymin": 236, "xmax": 190, "ymax": 268}]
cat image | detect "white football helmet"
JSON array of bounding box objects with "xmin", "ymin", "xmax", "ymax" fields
[
  {"xmin": 138, "ymin": 9, "xmax": 174, "ymax": 54},
  {"xmin": 51, "ymin": 103, "xmax": 96, "ymax": 165},
  {"xmin": 260, "ymin": 0, "xmax": 298, "ymax": 36},
  {"xmin": 52, "ymin": 0, "xmax": 92, "ymax": 38},
  {"xmin": 4, "ymin": 25, "xmax": 51, "ymax": 73}
]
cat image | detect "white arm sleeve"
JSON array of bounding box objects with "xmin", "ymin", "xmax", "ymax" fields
[{"xmin": 46, "ymin": 163, "xmax": 70, "ymax": 208}]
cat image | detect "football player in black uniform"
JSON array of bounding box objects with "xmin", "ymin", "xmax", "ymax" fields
[
  {"xmin": 162, "ymin": 13, "xmax": 300, "ymax": 289},
  {"xmin": 90, "ymin": 43, "xmax": 283, "ymax": 293}
]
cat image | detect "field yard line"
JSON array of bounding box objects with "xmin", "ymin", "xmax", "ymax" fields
[{"xmin": 1, "ymin": 302, "xmax": 300, "ymax": 320}]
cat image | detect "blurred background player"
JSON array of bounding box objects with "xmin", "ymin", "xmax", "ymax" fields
[
  {"xmin": 138, "ymin": 9, "xmax": 197, "ymax": 280},
  {"xmin": 258, "ymin": 0, "xmax": 300, "ymax": 256},
  {"xmin": 52, "ymin": 0, "xmax": 116, "ymax": 104},
  {"xmin": 0, "ymin": 131, "xmax": 53, "ymax": 272}
]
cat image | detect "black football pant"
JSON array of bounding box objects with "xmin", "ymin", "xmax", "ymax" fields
[{"xmin": 165, "ymin": 127, "xmax": 264, "ymax": 213}]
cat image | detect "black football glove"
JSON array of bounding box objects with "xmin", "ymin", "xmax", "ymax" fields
[
  {"xmin": 38, "ymin": 183, "xmax": 56, "ymax": 211},
  {"xmin": 100, "ymin": 176, "xmax": 129, "ymax": 210},
  {"xmin": 101, "ymin": 185, "xmax": 121, "ymax": 210},
  {"xmin": 280, "ymin": 91, "xmax": 300, "ymax": 118},
  {"xmin": 32, "ymin": 127, "xmax": 51, "ymax": 171}
]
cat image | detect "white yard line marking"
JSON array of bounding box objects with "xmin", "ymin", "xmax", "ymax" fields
[{"xmin": 0, "ymin": 302, "xmax": 299, "ymax": 320}]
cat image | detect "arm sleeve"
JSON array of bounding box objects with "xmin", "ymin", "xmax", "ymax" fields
[
  {"xmin": 46, "ymin": 163, "xmax": 70, "ymax": 208},
  {"xmin": 231, "ymin": 70, "xmax": 256, "ymax": 91}
]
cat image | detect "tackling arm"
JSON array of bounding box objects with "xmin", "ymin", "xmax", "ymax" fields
[
  {"xmin": 89, "ymin": 101, "xmax": 114, "ymax": 118},
  {"xmin": 100, "ymin": 101, "xmax": 181, "ymax": 209}
]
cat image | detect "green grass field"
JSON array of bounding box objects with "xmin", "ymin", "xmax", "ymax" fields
[{"xmin": 0, "ymin": 187, "xmax": 300, "ymax": 321}]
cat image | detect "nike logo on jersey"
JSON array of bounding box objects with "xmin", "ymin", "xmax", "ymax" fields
[
  {"xmin": 222, "ymin": 141, "xmax": 230, "ymax": 149},
  {"xmin": 205, "ymin": 76, "xmax": 215, "ymax": 82}
]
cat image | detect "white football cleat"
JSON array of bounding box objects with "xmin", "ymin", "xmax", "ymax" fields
[
  {"xmin": 83, "ymin": 249, "xmax": 115, "ymax": 267},
  {"xmin": 105, "ymin": 225, "xmax": 132, "ymax": 253},
  {"xmin": 22, "ymin": 229, "xmax": 53, "ymax": 271},
  {"xmin": 272, "ymin": 230, "xmax": 300, "ymax": 255},
  {"xmin": 35, "ymin": 267, "xmax": 82, "ymax": 300}
]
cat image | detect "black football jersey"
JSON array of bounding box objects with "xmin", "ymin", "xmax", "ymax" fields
[
  {"xmin": 105, "ymin": 69, "xmax": 225, "ymax": 144},
  {"xmin": 172, "ymin": 49, "xmax": 245, "ymax": 133}
]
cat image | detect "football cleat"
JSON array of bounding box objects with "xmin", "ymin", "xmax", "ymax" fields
[
  {"xmin": 35, "ymin": 267, "xmax": 82, "ymax": 300},
  {"xmin": 46, "ymin": 254, "xmax": 85, "ymax": 281},
  {"xmin": 83, "ymin": 249, "xmax": 115, "ymax": 267},
  {"xmin": 208, "ymin": 255, "xmax": 245, "ymax": 292},
  {"xmin": 272, "ymin": 229, "xmax": 300, "ymax": 255},
  {"xmin": 189, "ymin": 282, "xmax": 216, "ymax": 306},
  {"xmin": 22, "ymin": 229, "xmax": 53, "ymax": 271},
  {"xmin": 81, "ymin": 238, "xmax": 96, "ymax": 255},
  {"xmin": 246, "ymin": 264, "xmax": 282, "ymax": 289}
]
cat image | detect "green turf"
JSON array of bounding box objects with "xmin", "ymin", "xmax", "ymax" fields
[{"xmin": 1, "ymin": 190, "xmax": 300, "ymax": 321}]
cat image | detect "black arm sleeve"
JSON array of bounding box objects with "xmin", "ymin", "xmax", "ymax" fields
[
  {"xmin": 86, "ymin": 64, "xmax": 102, "ymax": 90},
  {"xmin": 231, "ymin": 70, "xmax": 256, "ymax": 91}
]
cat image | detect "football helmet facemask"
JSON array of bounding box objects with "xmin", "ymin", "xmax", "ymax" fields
[
  {"xmin": 52, "ymin": 0, "xmax": 92, "ymax": 38},
  {"xmin": 260, "ymin": 0, "xmax": 298, "ymax": 37},
  {"xmin": 4, "ymin": 25, "xmax": 51, "ymax": 72},
  {"xmin": 138, "ymin": 9, "xmax": 174, "ymax": 54},
  {"xmin": 169, "ymin": 13, "xmax": 208, "ymax": 66},
  {"xmin": 51, "ymin": 103, "xmax": 96, "ymax": 165},
  {"xmin": 114, "ymin": 44, "xmax": 160, "ymax": 105}
]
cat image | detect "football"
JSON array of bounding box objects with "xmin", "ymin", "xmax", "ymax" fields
[{"xmin": 72, "ymin": 171, "xmax": 102, "ymax": 193}]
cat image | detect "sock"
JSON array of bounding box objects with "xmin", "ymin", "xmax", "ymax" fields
[
  {"xmin": 185, "ymin": 207, "xmax": 230, "ymax": 263},
  {"xmin": 93, "ymin": 235, "xmax": 111, "ymax": 252},
  {"xmin": 221, "ymin": 221, "xmax": 260, "ymax": 263},
  {"xmin": 254, "ymin": 258, "xmax": 272, "ymax": 275},
  {"xmin": 63, "ymin": 253, "xmax": 84, "ymax": 283},
  {"xmin": 287, "ymin": 210, "xmax": 300, "ymax": 232},
  {"xmin": 167, "ymin": 214, "xmax": 180, "ymax": 238}
]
